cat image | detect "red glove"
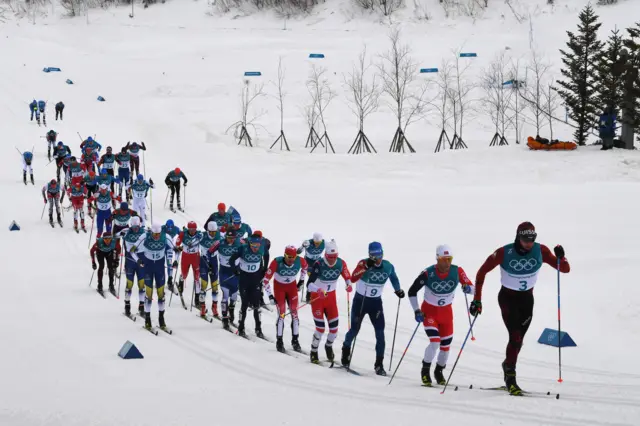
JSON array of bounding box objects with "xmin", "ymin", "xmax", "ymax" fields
[
  {"xmin": 43, "ymin": 198, "xmax": 47, "ymax": 204},
  {"xmin": 345, "ymin": 281, "xmax": 353, "ymax": 293}
]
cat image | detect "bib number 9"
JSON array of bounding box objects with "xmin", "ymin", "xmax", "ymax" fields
[
  {"xmin": 519, "ymin": 280, "xmax": 528, "ymax": 291},
  {"xmin": 368, "ymin": 288, "xmax": 378, "ymax": 297}
]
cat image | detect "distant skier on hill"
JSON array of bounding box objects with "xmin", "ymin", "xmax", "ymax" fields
[
  {"xmin": 204, "ymin": 202, "xmax": 230, "ymax": 231},
  {"xmin": 164, "ymin": 167, "xmax": 187, "ymax": 212},
  {"xmin": 124, "ymin": 141, "xmax": 146, "ymax": 183},
  {"xmin": 55, "ymin": 101, "xmax": 64, "ymax": 121},
  {"xmin": 22, "ymin": 150, "xmax": 34, "ymax": 185},
  {"xmin": 42, "ymin": 179, "xmax": 63, "ymax": 227},
  {"xmin": 38, "ymin": 100, "xmax": 47, "ymax": 126},
  {"xmin": 470, "ymin": 222, "xmax": 570, "ymax": 396},
  {"xmin": 90, "ymin": 232, "xmax": 121, "ymax": 296},
  {"xmin": 45, "ymin": 130, "xmax": 57, "ymax": 160}
]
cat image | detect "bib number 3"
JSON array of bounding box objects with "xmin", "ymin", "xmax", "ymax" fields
[{"xmin": 519, "ymin": 280, "xmax": 528, "ymax": 291}]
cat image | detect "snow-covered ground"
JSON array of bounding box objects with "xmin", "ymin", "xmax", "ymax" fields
[{"xmin": 1, "ymin": 1, "xmax": 640, "ymax": 425}]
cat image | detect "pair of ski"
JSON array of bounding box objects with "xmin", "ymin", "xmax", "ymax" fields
[
  {"xmin": 96, "ymin": 287, "xmax": 117, "ymax": 299},
  {"xmin": 23, "ymin": 180, "xmax": 34, "ymax": 186},
  {"xmin": 50, "ymin": 220, "xmax": 63, "ymax": 228},
  {"xmin": 196, "ymin": 312, "xmax": 221, "ymax": 323},
  {"xmin": 74, "ymin": 227, "xmax": 88, "ymax": 234},
  {"xmin": 125, "ymin": 312, "xmax": 172, "ymax": 336},
  {"xmin": 169, "ymin": 207, "xmax": 185, "ymax": 214},
  {"xmin": 471, "ymin": 385, "xmax": 560, "ymax": 399}
]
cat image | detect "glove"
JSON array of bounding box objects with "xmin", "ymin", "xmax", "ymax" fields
[
  {"xmin": 92, "ymin": 262, "xmax": 97, "ymax": 270},
  {"xmin": 296, "ymin": 247, "xmax": 304, "ymax": 255},
  {"xmin": 114, "ymin": 260, "xmax": 119, "ymax": 269},
  {"xmin": 44, "ymin": 198, "xmax": 48, "ymax": 204},
  {"xmin": 414, "ymin": 309, "xmax": 424, "ymax": 323},
  {"xmin": 234, "ymin": 267, "xmax": 241, "ymax": 276},
  {"xmin": 149, "ymin": 178, "xmax": 154, "ymax": 185},
  {"xmin": 345, "ymin": 282, "xmax": 353, "ymax": 293},
  {"xmin": 302, "ymin": 240, "xmax": 310, "ymax": 249},
  {"xmin": 268, "ymin": 295, "xmax": 276, "ymax": 305},
  {"xmin": 462, "ymin": 284, "xmax": 473, "ymax": 294},
  {"xmin": 212, "ymin": 280, "xmax": 219, "ymax": 293},
  {"xmin": 305, "ymin": 292, "xmax": 311, "ymax": 303},
  {"xmin": 366, "ymin": 258, "xmax": 376, "ymax": 268},
  {"xmin": 137, "ymin": 259, "xmax": 144, "ymax": 267},
  {"xmin": 469, "ymin": 300, "xmax": 482, "ymax": 316},
  {"xmin": 395, "ymin": 289, "xmax": 405, "ymax": 299},
  {"xmin": 554, "ymin": 245, "xmax": 565, "ymax": 259},
  {"xmin": 172, "ymin": 260, "xmax": 178, "ymax": 268},
  {"xmin": 168, "ymin": 276, "xmax": 173, "ymax": 286},
  {"xmin": 297, "ymin": 279, "xmax": 305, "ymax": 290},
  {"xmin": 183, "ymin": 182, "xmax": 187, "ymax": 187},
  {"xmin": 174, "ymin": 245, "xmax": 183, "ymax": 252},
  {"xmin": 315, "ymin": 289, "xmax": 326, "ymax": 301}
]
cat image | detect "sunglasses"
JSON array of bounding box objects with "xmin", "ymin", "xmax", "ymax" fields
[
  {"xmin": 250, "ymin": 243, "xmax": 261, "ymax": 249},
  {"xmin": 284, "ymin": 254, "xmax": 296, "ymax": 260}
]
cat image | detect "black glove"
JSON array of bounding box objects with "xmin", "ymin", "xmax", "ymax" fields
[
  {"xmin": 554, "ymin": 245, "xmax": 565, "ymax": 259},
  {"xmin": 469, "ymin": 300, "xmax": 482, "ymax": 317},
  {"xmin": 395, "ymin": 289, "xmax": 405, "ymax": 299},
  {"xmin": 137, "ymin": 259, "xmax": 144, "ymax": 267},
  {"xmin": 168, "ymin": 276, "xmax": 173, "ymax": 286},
  {"xmin": 114, "ymin": 260, "xmax": 119, "ymax": 269},
  {"xmin": 366, "ymin": 258, "xmax": 376, "ymax": 268},
  {"xmin": 92, "ymin": 262, "xmax": 97, "ymax": 270},
  {"xmin": 174, "ymin": 246, "xmax": 183, "ymax": 253},
  {"xmin": 305, "ymin": 292, "xmax": 311, "ymax": 303},
  {"xmin": 183, "ymin": 182, "xmax": 187, "ymax": 187},
  {"xmin": 149, "ymin": 178, "xmax": 154, "ymax": 186},
  {"xmin": 172, "ymin": 260, "xmax": 178, "ymax": 268},
  {"xmin": 297, "ymin": 279, "xmax": 305, "ymax": 290},
  {"xmin": 268, "ymin": 294, "xmax": 276, "ymax": 305},
  {"xmin": 234, "ymin": 267, "xmax": 241, "ymax": 276}
]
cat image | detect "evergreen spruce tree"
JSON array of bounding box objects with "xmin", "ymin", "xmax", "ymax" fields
[
  {"xmin": 595, "ymin": 28, "xmax": 624, "ymax": 129},
  {"xmin": 555, "ymin": 5, "xmax": 604, "ymax": 145},
  {"xmin": 622, "ymin": 22, "xmax": 640, "ymax": 142}
]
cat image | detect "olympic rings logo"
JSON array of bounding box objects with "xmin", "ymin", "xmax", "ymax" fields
[
  {"xmin": 245, "ymin": 253, "xmax": 262, "ymax": 262},
  {"xmin": 509, "ymin": 259, "xmax": 538, "ymax": 272},
  {"xmin": 431, "ymin": 280, "xmax": 456, "ymax": 293},
  {"xmin": 369, "ymin": 272, "xmax": 388, "ymax": 282},
  {"xmin": 279, "ymin": 269, "xmax": 298, "ymax": 277},
  {"xmin": 322, "ymin": 270, "xmax": 341, "ymax": 280}
]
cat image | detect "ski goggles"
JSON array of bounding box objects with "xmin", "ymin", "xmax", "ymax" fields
[
  {"xmin": 249, "ymin": 242, "xmax": 261, "ymax": 250},
  {"xmin": 369, "ymin": 253, "xmax": 383, "ymax": 261},
  {"xmin": 284, "ymin": 253, "xmax": 296, "ymax": 260}
]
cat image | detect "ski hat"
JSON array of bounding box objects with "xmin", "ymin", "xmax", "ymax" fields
[
  {"xmin": 100, "ymin": 168, "xmax": 107, "ymax": 174},
  {"xmin": 218, "ymin": 202, "xmax": 226, "ymax": 212},
  {"xmin": 284, "ymin": 245, "xmax": 297, "ymax": 258},
  {"xmin": 87, "ymin": 136, "xmax": 93, "ymax": 142},
  {"xmin": 165, "ymin": 219, "xmax": 174, "ymax": 228},
  {"xmin": 249, "ymin": 234, "xmax": 261, "ymax": 245},
  {"xmin": 253, "ymin": 230, "xmax": 263, "ymax": 238},
  {"xmin": 325, "ymin": 240, "xmax": 338, "ymax": 257},
  {"xmin": 517, "ymin": 222, "xmax": 537, "ymax": 242},
  {"xmin": 313, "ymin": 232, "xmax": 323, "ymax": 242},
  {"xmin": 226, "ymin": 229, "xmax": 237, "ymax": 238},
  {"xmin": 174, "ymin": 167, "xmax": 181, "ymax": 175},
  {"xmin": 436, "ymin": 244, "xmax": 453, "ymax": 259},
  {"xmin": 187, "ymin": 221, "xmax": 197, "ymax": 231},
  {"xmin": 232, "ymin": 214, "xmax": 242, "ymax": 225},
  {"xmin": 130, "ymin": 216, "xmax": 141, "ymax": 227},
  {"xmin": 121, "ymin": 202, "xmax": 128, "ymax": 210},
  {"xmin": 107, "ymin": 146, "xmax": 112, "ymax": 152},
  {"xmin": 207, "ymin": 222, "xmax": 218, "ymax": 232},
  {"xmin": 102, "ymin": 231, "xmax": 112, "ymax": 239},
  {"xmin": 50, "ymin": 179, "xmax": 57, "ymax": 186},
  {"xmin": 137, "ymin": 174, "xmax": 144, "ymax": 181},
  {"xmin": 151, "ymin": 222, "xmax": 162, "ymax": 233},
  {"xmin": 368, "ymin": 241, "xmax": 383, "ymax": 258}
]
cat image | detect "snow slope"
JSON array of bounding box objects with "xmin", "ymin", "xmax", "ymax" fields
[{"xmin": 1, "ymin": 1, "xmax": 640, "ymax": 425}]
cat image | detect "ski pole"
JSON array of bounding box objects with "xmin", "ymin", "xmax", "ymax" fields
[
  {"xmin": 441, "ymin": 315, "xmax": 478, "ymax": 394},
  {"xmin": 464, "ymin": 292, "xmax": 476, "ymax": 341},
  {"xmin": 281, "ymin": 295, "xmax": 320, "ymax": 317},
  {"xmin": 164, "ymin": 189, "xmax": 169, "ymax": 209},
  {"xmin": 557, "ymin": 257, "xmax": 563, "ymax": 383},
  {"xmin": 150, "ymin": 187, "xmax": 153, "ymax": 224},
  {"xmin": 388, "ymin": 322, "xmax": 421, "ymax": 385},
  {"xmin": 116, "ymin": 250, "xmax": 124, "ymax": 299},
  {"xmin": 168, "ymin": 252, "xmax": 181, "ymax": 307},
  {"xmin": 389, "ymin": 297, "xmax": 401, "ymax": 371},
  {"xmin": 183, "ymin": 184, "xmax": 187, "ymax": 211},
  {"xmin": 15, "ymin": 147, "xmax": 23, "ymax": 157},
  {"xmin": 41, "ymin": 202, "xmax": 47, "ymax": 220},
  {"xmin": 88, "ymin": 269, "xmax": 95, "ymax": 287},
  {"xmin": 190, "ymin": 278, "xmax": 196, "ymax": 312},
  {"xmin": 142, "ymin": 149, "xmax": 146, "ymax": 177},
  {"xmin": 347, "ymin": 289, "xmax": 351, "ymax": 330},
  {"xmin": 88, "ymin": 209, "xmax": 95, "ymax": 248},
  {"xmin": 347, "ymin": 288, "xmax": 368, "ymax": 368}
]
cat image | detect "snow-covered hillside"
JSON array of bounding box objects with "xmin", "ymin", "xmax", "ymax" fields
[{"xmin": 1, "ymin": 1, "xmax": 640, "ymax": 425}]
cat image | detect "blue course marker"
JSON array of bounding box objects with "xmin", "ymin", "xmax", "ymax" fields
[
  {"xmin": 459, "ymin": 53, "xmax": 477, "ymax": 58},
  {"xmin": 420, "ymin": 68, "xmax": 438, "ymax": 73},
  {"xmin": 244, "ymin": 71, "xmax": 261, "ymax": 77},
  {"xmin": 309, "ymin": 53, "xmax": 325, "ymax": 59}
]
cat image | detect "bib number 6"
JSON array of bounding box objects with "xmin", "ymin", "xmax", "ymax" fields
[{"xmin": 438, "ymin": 298, "xmax": 445, "ymax": 306}]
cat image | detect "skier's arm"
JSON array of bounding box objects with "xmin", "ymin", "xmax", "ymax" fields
[
  {"xmin": 175, "ymin": 231, "xmax": 184, "ymax": 247},
  {"xmin": 474, "ymin": 247, "xmax": 505, "ymax": 303},
  {"xmin": 130, "ymin": 234, "xmax": 146, "ymax": 262},
  {"xmin": 457, "ymin": 267, "xmax": 475, "ymax": 295},
  {"xmin": 408, "ymin": 272, "xmax": 427, "ymax": 312},
  {"xmin": 299, "ymin": 258, "xmax": 309, "ymax": 280},
  {"xmin": 540, "ymin": 244, "xmax": 570, "ymax": 273},
  {"xmin": 261, "ymin": 259, "xmax": 278, "ymax": 297},
  {"xmin": 351, "ymin": 260, "xmax": 368, "ymax": 282},
  {"xmin": 307, "ymin": 260, "xmax": 321, "ymax": 290},
  {"xmin": 388, "ymin": 265, "xmax": 401, "ymax": 292},
  {"xmin": 181, "ymin": 172, "xmax": 188, "ymax": 184},
  {"xmin": 164, "ymin": 173, "xmax": 172, "ymax": 186},
  {"xmin": 228, "ymin": 248, "xmax": 241, "ymax": 272},
  {"xmin": 90, "ymin": 242, "xmax": 98, "ymax": 264}
]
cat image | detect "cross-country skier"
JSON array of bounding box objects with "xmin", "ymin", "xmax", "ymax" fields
[
  {"xmin": 83, "ymin": 171, "xmax": 98, "ymax": 218},
  {"xmin": 90, "ymin": 231, "xmax": 121, "ymax": 296},
  {"xmin": 81, "ymin": 147, "xmax": 99, "ymax": 175},
  {"xmin": 55, "ymin": 102, "xmax": 64, "ymax": 120},
  {"xmin": 408, "ymin": 244, "xmax": 474, "ymax": 386},
  {"xmin": 111, "ymin": 202, "xmax": 139, "ymax": 237},
  {"xmin": 129, "ymin": 174, "xmax": 154, "ymax": 225},
  {"xmin": 218, "ymin": 229, "xmax": 242, "ymax": 329},
  {"xmin": 124, "ymin": 141, "xmax": 146, "ymax": 182},
  {"xmin": 98, "ymin": 147, "xmax": 117, "ymax": 191},
  {"xmin": 52, "ymin": 141, "xmax": 71, "ymax": 182},
  {"xmin": 162, "ymin": 219, "xmax": 180, "ymax": 240},
  {"xmin": 470, "ymin": 222, "xmax": 570, "ymax": 395},
  {"xmin": 197, "ymin": 222, "xmax": 222, "ymax": 318},
  {"xmin": 164, "ymin": 167, "xmax": 187, "ymax": 212},
  {"xmin": 229, "ymin": 233, "xmax": 269, "ymax": 338},
  {"xmin": 61, "ymin": 154, "xmax": 73, "ymax": 187},
  {"xmin": 45, "ymin": 130, "xmax": 57, "ymax": 160},
  {"xmin": 132, "ymin": 222, "xmax": 176, "ymax": 331},
  {"xmin": 341, "ymin": 242, "xmax": 404, "ymax": 376},
  {"xmin": 67, "ymin": 157, "xmax": 85, "ymax": 185},
  {"xmin": 80, "ymin": 136, "xmax": 102, "ymax": 155},
  {"xmin": 121, "ymin": 216, "xmax": 146, "ymax": 318},
  {"xmin": 262, "ymin": 245, "xmax": 308, "ymax": 352},
  {"xmin": 298, "ymin": 232, "xmax": 325, "ymax": 302},
  {"xmin": 89, "ymin": 184, "xmax": 120, "ymax": 238},
  {"xmin": 42, "ymin": 179, "xmax": 63, "ymax": 227},
  {"xmin": 253, "ymin": 230, "xmax": 272, "ymax": 308},
  {"xmin": 223, "ymin": 213, "xmax": 252, "ymax": 240},
  {"xmin": 22, "ymin": 151, "xmax": 34, "ymax": 185},
  {"xmin": 306, "ymin": 240, "xmax": 351, "ymax": 364},
  {"xmin": 67, "ymin": 180, "xmax": 88, "ymax": 232},
  {"xmin": 29, "ymin": 100, "xmax": 38, "ymax": 122},
  {"xmin": 37, "ymin": 100, "xmax": 47, "ymax": 126},
  {"xmin": 204, "ymin": 202, "xmax": 230, "ymax": 231},
  {"xmin": 175, "ymin": 221, "xmax": 204, "ymax": 302},
  {"xmin": 115, "ymin": 147, "xmax": 132, "ymax": 199}
]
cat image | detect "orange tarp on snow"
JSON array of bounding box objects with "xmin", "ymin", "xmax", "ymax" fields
[{"xmin": 527, "ymin": 137, "xmax": 577, "ymax": 151}]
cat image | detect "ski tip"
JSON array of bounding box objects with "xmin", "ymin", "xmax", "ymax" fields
[
  {"xmin": 454, "ymin": 386, "xmax": 459, "ymax": 391},
  {"xmin": 556, "ymin": 394, "xmax": 560, "ymax": 399},
  {"xmin": 469, "ymin": 384, "xmax": 473, "ymax": 389}
]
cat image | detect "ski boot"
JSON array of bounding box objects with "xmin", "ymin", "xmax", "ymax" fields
[
  {"xmin": 194, "ymin": 293, "xmax": 201, "ymax": 310},
  {"xmin": 341, "ymin": 346, "xmax": 351, "ymax": 367},
  {"xmin": 255, "ymin": 326, "xmax": 265, "ymax": 339},
  {"xmin": 199, "ymin": 295, "xmax": 207, "ymax": 318},
  {"xmin": 23, "ymin": 171, "xmax": 27, "ymax": 185},
  {"xmin": 325, "ymin": 345, "xmax": 335, "ymax": 363},
  {"xmin": 237, "ymin": 321, "xmax": 247, "ymax": 338},
  {"xmin": 138, "ymin": 302, "xmax": 145, "ymax": 316},
  {"xmin": 30, "ymin": 174, "xmax": 34, "ymax": 185},
  {"xmin": 211, "ymin": 302, "xmax": 219, "ymax": 318},
  {"xmin": 421, "ymin": 362, "xmax": 433, "ymax": 386},
  {"xmin": 81, "ymin": 219, "xmax": 86, "ymax": 232},
  {"xmin": 109, "ymin": 284, "xmax": 116, "ymax": 297},
  {"xmin": 503, "ymin": 362, "xmax": 522, "ymax": 396},
  {"xmin": 374, "ymin": 356, "xmax": 387, "ymax": 376},
  {"xmin": 276, "ymin": 337, "xmax": 285, "ymax": 353},
  {"xmin": 434, "ymin": 364, "xmax": 446, "ymax": 385},
  {"xmin": 159, "ymin": 311, "xmax": 167, "ymax": 329},
  {"xmin": 97, "ymin": 282, "xmax": 104, "ymax": 295},
  {"xmin": 291, "ymin": 335, "xmax": 302, "ymax": 353},
  {"xmin": 124, "ymin": 301, "xmax": 131, "ymax": 316},
  {"xmin": 222, "ymin": 315, "xmax": 230, "ymax": 330},
  {"xmin": 74, "ymin": 220, "xmax": 79, "ymax": 232},
  {"xmin": 177, "ymin": 279, "xmax": 184, "ymax": 295},
  {"xmin": 229, "ymin": 302, "xmax": 236, "ymax": 324},
  {"xmin": 144, "ymin": 312, "xmax": 152, "ymax": 330},
  {"xmin": 49, "ymin": 214, "xmax": 54, "ymax": 226},
  {"xmin": 310, "ymin": 351, "xmax": 320, "ymax": 364}
]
